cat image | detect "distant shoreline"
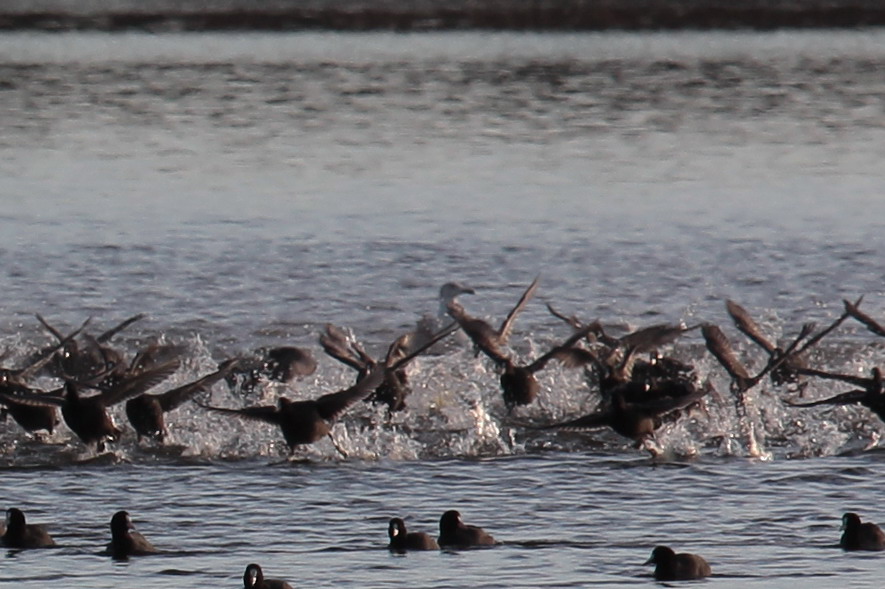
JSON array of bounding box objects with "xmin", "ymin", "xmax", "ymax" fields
[{"xmin": 1, "ymin": 0, "xmax": 884, "ymax": 32}]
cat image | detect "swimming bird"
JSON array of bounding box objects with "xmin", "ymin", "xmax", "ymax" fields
[
  {"xmin": 124, "ymin": 358, "xmax": 238, "ymax": 443},
  {"xmin": 840, "ymin": 512, "xmax": 885, "ymax": 551},
  {"xmin": 388, "ymin": 517, "xmax": 439, "ymax": 552},
  {"xmin": 644, "ymin": 545, "xmax": 711, "ymax": 581},
  {"xmin": 786, "ymin": 367, "xmax": 885, "ymax": 423},
  {"xmin": 446, "ymin": 276, "xmax": 539, "ymax": 365},
  {"xmin": 243, "ymin": 563, "xmax": 293, "ymax": 589},
  {"xmin": 437, "ymin": 510, "xmax": 496, "ymax": 548},
  {"xmin": 2, "ymin": 508, "xmax": 56, "ymax": 549},
  {"xmin": 107, "ymin": 510, "xmax": 157, "ymax": 559}
]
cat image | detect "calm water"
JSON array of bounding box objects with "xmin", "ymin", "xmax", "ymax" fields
[{"xmin": 1, "ymin": 29, "xmax": 885, "ymax": 587}]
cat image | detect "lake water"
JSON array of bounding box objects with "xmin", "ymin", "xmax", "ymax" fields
[{"xmin": 1, "ymin": 28, "xmax": 885, "ymax": 588}]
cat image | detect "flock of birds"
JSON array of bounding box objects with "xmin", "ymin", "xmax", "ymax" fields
[
  {"xmin": 2, "ymin": 278, "xmax": 885, "ymax": 461},
  {"xmin": 3, "ymin": 502, "xmax": 885, "ymax": 585},
  {"xmin": 4, "ymin": 279, "xmax": 885, "ymax": 586}
]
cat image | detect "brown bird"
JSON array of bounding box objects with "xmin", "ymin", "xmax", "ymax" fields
[
  {"xmin": 437, "ymin": 510, "xmax": 496, "ymax": 548},
  {"xmin": 388, "ymin": 517, "xmax": 439, "ymax": 552},
  {"xmin": 840, "ymin": 512, "xmax": 885, "ymax": 551},
  {"xmin": 0, "ymin": 360, "xmax": 179, "ymax": 451},
  {"xmin": 107, "ymin": 510, "xmax": 157, "ymax": 559},
  {"xmin": 320, "ymin": 322, "xmax": 459, "ymax": 412},
  {"xmin": 125, "ymin": 358, "xmax": 238, "ymax": 443},
  {"xmin": 446, "ymin": 276, "xmax": 539, "ymax": 364},
  {"xmin": 787, "ymin": 367, "xmax": 885, "ymax": 423},
  {"xmin": 243, "ymin": 563, "xmax": 293, "ymax": 589},
  {"xmin": 2, "ymin": 508, "xmax": 56, "ymax": 549},
  {"xmin": 199, "ymin": 367, "xmax": 386, "ymax": 457},
  {"xmin": 539, "ymin": 380, "xmax": 712, "ymax": 454},
  {"xmin": 644, "ymin": 545, "xmax": 711, "ymax": 581}
]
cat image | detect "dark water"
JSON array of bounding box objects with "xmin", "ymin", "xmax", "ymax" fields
[{"xmin": 1, "ymin": 30, "xmax": 885, "ymax": 587}]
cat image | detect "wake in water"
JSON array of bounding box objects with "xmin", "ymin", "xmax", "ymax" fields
[{"xmin": 1, "ymin": 287, "xmax": 885, "ymax": 467}]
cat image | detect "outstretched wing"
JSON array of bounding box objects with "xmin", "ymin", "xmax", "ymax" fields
[
  {"xmin": 97, "ymin": 313, "xmax": 146, "ymax": 344},
  {"xmin": 844, "ymin": 297, "xmax": 885, "ymax": 338},
  {"xmin": 157, "ymin": 358, "xmax": 238, "ymax": 412},
  {"xmin": 526, "ymin": 324, "xmax": 601, "ymax": 373},
  {"xmin": 0, "ymin": 386, "xmax": 65, "ymax": 408},
  {"xmin": 786, "ymin": 389, "xmax": 868, "ymax": 408},
  {"xmin": 320, "ymin": 324, "xmax": 371, "ymax": 371},
  {"xmin": 702, "ymin": 324, "xmax": 751, "ymax": 384},
  {"xmin": 497, "ymin": 276, "xmax": 540, "ymax": 344},
  {"xmin": 314, "ymin": 368, "xmax": 386, "ymax": 421},
  {"xmin": 199, "ymin": 402, "xmax": 283, "ymax": 426},
  {"xmin": 726, "ymin": 300, "xmax": 776, "ymax": 353},
  {"xmin": 540, "ymin": 410, "xmax": 611, "ymax": 431},
  {"xmin": 620, "ymin": 323, "xmax": 694, "ymax": 354},
  {"xmin": 97, "ymin": 359, "xmax": 180, "ymax": 407}
]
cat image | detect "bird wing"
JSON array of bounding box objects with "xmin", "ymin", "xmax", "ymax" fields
[
  {"xmin": 702, "ymin": 324, "xmax": 751, "ymax": 383},
  {"xmin": 619, "ymin": 323, "xmax": 692, "ymax": 354},
  {"xmin": 199, "ymin": 402, "xmax": 283, "ymax": 426},
  {"xmin": 541, "ymin": 410, "xmax": 611, "ymax": 431},
  {"xmin": 844, "ymin": 297, "xmax": 885, "ymax": 338},
  {"xmin": 786, "ymin": 389, "xmax": 868, "ymax": 408},
  {"xmin": 794, "ymin": 367, "xmax": 873, "ymax": 388},
  {"xmin": 15, "ymin": 316, "xmax": 91, "ymax": 380},
  {"xmin": 497, "ymin": 276, "xmax": 540, "ymax": 343},
  {"xmin": 157, "ymin": 358, "xmax": 239, "ymax": 412},
  {"xmin": 96, "ymin": 313, "xmax": 146, "ymax": 344},
  {"xmin": 314, "ymin": 368, "xmax": 386, "ymax": 421},
  {"xmin": 98, "ymin": 359, "xmax": 181, "ymax": 407},
  {"xmin": 726, "ymin": 300, "xmax": 776, "ymax": 353},
  {"xmin": 320, "ymin": 324, "xmax": 370, "ymax": 371},
  {"xmin": 389, "ymin": 322, "xmax": 460, "ymax": 370},
  {"xmin": 526, "ymin": 324, "xmax": 602, "ymax": 373},
  {"xmin": 0, "ymin": 386, "xmax": 65, "ymax": 408},
  {"xmin": 632, "ymin": 383, "xmax": 712, "ymax": 417}
]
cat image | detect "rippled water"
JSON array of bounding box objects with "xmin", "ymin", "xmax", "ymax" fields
[{"xmin": 1, "ymin": 29, "xmax": 885, "ymax": 587}]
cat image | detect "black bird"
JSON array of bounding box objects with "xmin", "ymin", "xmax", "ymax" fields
[
  {"xmin": 227, "ymin": 346, "xmax": 317, "ymax": 393},
  {"xmin": 499, "ymin": 324, "xmax": 599, "ymax": 411},
  {"xmin": 840, "ymin": 512, "xmax": 885, "ymax": 551},
  {"xmin": 2, "ymin": 508, "xmax": 56, "ymax": 549},
  {"xmin": 787, "ymin": 367, "xmax": 885, "ymax": 423},
  {"xmin": 200, "ymin": 367, "xmax": 386, "ymax": 457},
  {"xmin": 0, "ymin": 374, "xmax": 59, "ymax": 436},
  {"xmin": 644, "ymin": 545, "xmax": 711, "ymax": 581},
  {"xmin": 107, "ymin": 510, "xmax": 157, "ymax": 559},
  {"xmin": 125, "ymin": 358, "xmax": 238, "ymax": 443},
  {"xmin": 0, "ymin": 360, "xmax": 179, "ymax": 451},
  {"xmin": 539, "ymin": 380, "xmax": 712, "ymax": 454},
  {"xmin": 446, "ymin": 276, "xmax": 539, "ymax": 365},
  {"xmin": 243, "ymin": 563, "xmax": 293, "ymax": 589},
  {"xmin": 437, "ymin": 510, "xmax": 496, "ymax": 548},
  {"xmin": 320, "ymin": 323, "xmax": 459, "ymax": 413},
  {"xmin": 388, "ymin": 517, "xmax": 439, "ymax": 552}
]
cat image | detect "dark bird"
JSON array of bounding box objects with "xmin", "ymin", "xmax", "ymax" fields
[
  {"xmin": 388, "ymin": 517, "xmax": 439, "ymax": 552},
  {"xmin": 786, "ymin": 367, "xmax": 885, "ymax": 423},
  {"xmin": 227, "ymin": 346, "xmax": 317, "ymax": 393},
  {"xmin": 36, "ymin": 313, "xmax": 144, "ymax": 385},
  {"xmin": 0, "ymin": 360, "xmax": 179, "ymax": 452},
  {"xmin": 199, "ymin": 367, "xmax": 386, "ymax": 457},
  {"xmin": 0, "ymin": 374, "xmax": 59, "ymax": 436},
  {"xmin": 446, "ymin": 276, "xmax": 539, "ymax": 364},
  {"xmin": 2, "ymin": 508, "xmax": 56, "ymax": 549},
  {"xmin": 437, "ymin": 510, "xmax": 496, "ymax": 548},
  {"xmin": 125, "ymin": 358, "xmax": 238, "ymax": 443},
  {"xmin": 540, "ymin": 380, "xmax": 711, "ymax": 454},
  {"xmin": 107, "ymin": 510, "xmax": 157, "ymax": 559},
  {"xmin": 243, "ymin": 563, "xmax": 293, "ymax": 589},
  {"xmin": 840, "ymin": 512, "xmax": 885, "ymax": 551},
  {"xmin": 499, "ymin": 324, "xmax": 599, "ymax": 411},
  {"xmin": 644, "ymin": 545, "xmax": 711, "ymax": 581},
  {"xmin": 725, "ymin": 299, "xmax": 852, "ymax": 386},
  {"xmin": 843, "ymin": 296, "xmax": 885, "ymax": 338},
  {"xmin": 320, "ymin": 322, "xmax": 459, "ymax": 412}
]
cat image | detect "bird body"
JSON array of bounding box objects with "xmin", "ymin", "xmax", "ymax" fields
[
  {"xmin": 437, "ymin": 510, "xmax": 496, "ymax": 548},
  {"xmin": 644, "ymin": 545, "xmax": 711, "ymax": 581},
  {"xmin": 2, "ymin": 508, "xmax": 56, "ymax": 549},
  {"xmin": 388, "ymin": 517, "xmax": 439, "ymax": 552}
]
